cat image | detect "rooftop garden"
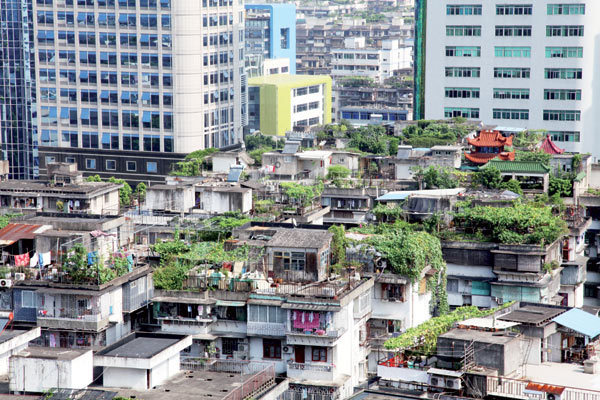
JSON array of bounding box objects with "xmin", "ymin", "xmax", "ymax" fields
[
  {"xmin": 447, "ymin": 200, "xmax": 568, "ymax": 245},
  {"xmin": 383, "ymin": 303, "xmax": 514, "ymax": 354},
  {"xmin": 170, "ymin": 148, "xmax": 218, "ymax": 176},
  {"xmin": 0, "ymin": 213, "xmax": 23, "ymax": 229},
  {"xmin": 61, "ymin": 243, "xmax": 133, "ymax": 285},
  {"xmin": 399, "ymin": 118, "xmax": 472, "ymax": 148},
  {"xmin": 334, "ymin": 221, "xmax": 449, "ymax": 315}
]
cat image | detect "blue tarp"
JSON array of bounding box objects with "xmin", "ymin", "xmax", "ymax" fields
[{"xmin": 553, "ymin": 308, "xmax": 600, "ymax": 338}]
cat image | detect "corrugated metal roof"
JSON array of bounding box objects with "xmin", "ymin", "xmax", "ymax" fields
[
  {"xmin": 553, "ymin": 308, "xmax": 600, "ymax": 338},
  {"xmin": 481, "ymin": 160, "xmax": 550, "ymax": 174},
  {"xmin": 0, "ymin": 223, "xmax": 47, "ymax": 245},
  {"xmin": 525, "ymin": 382, "xmax": 565, "ymax": 395},
  {"xmin": 282, "ymin": 141, "xmax": 301, "ymax": 154}
]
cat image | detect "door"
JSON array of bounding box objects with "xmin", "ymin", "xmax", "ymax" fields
[{"xmin": 295, "ymin": 345, "xmax": 305, "ymax": 364}]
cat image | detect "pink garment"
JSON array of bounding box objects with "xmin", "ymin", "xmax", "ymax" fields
[{"xmin": 293, "ymin": 311, "xmax": 320, "ymax": 330}]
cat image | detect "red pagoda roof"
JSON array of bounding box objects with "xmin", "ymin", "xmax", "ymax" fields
[
  {"xmin": 467, "ymin": 130, "xmax": 514, "ymax": 147},
  {"xmin": 464, "ymin": 152, "xmax": 515, "ymax": 164},
  {"xmin": 539, "ymin": 135, "xmax": 565, "ymax": 155}
]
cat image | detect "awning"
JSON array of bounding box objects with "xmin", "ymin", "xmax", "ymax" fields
[
  {"xmin": 281, "ymin": 302, "xmax": 341, "ymax": 311},
  {"xmin": 553, "ymin": 308, "xmax": 600, "ymax": 338},
  {"xmin": 215, "ymin": 300, "xmax": 246, "ymax": 307},
  {"xmin": 0, "ymin": 223, "xmax": 50, "ymax": 246}
]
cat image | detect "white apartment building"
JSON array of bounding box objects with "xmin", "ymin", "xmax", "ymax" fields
[
  {"xmin": 331, "ymin": 37, "xmax": 412, "ymax": 84},
  {"xmin": 421, "ymin": 1, "xmax": 600, "ymax": 155},
  {"xmin": 32, "ymin": 0, "xmax": 246, "ymax": 182}
]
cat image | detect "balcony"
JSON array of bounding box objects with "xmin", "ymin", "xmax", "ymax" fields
[
  {"xmin": 157, "ymin": 316, "xmax": 215, "ymax": 335},
  {"xmin": 286, "ymin": 327, "xmax": 346, "ymax": 346},
  {"xmin": 247, "ymin": 321, "xmax": 286, "ymax": 337},
  {"xmin": 211, "ymin": 319, "xmax": 247, "ymax": 336},
  {"xmin": 287, "ymin": 361, "xmax": 336, "ymax": 382},
  {"xmin": 37, "ymin": 313, "xmax": 109, "ymax": 332}
]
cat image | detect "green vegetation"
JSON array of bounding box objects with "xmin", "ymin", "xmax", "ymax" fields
[
  {"xmin": 245, "ymin": 134, "xmax": 284, "ymax": 151},
  {"xmin": 383, "ymin": 303, "xmax": 514, "ymax": 354},
  {"xmin": 280, "ymin": 181, "xmax": 323, "ymax": 207},
  {"xmin": 515, "ymin": 150, "xmax": 551, "ymax": 166},
  {"xmin": 0, "ymin": 213, "xmax": 22, "ymax": 229},
  {"xmin": 254, "ymin": 199, "xmax": 276, "ymax": 214},
  {"xmin": 195, "ymin": 212, "xmax": 252, "ymax": 241},
  {"xmin": 337, "ymin": 76, "xmax": 376, "ymax": 88},
  {"xmin": 62, "ymin": 243, "xmax": 128, "ymax": 284},
  {"xmin": 400, "ymin": 120, "xmax": 471, "ymax": 148},
  {"xmin": 451, "ymin": 202, "xmax": 568, "ymax": 245},
  {"xmin": 134, "ymin": 182, "xmax": 147, "ymax": 202},
  {"xmin": 373, "ymin": 203, "xmax": 405, "ymax": 222},
  {"xmin": 327, "ymin": 165, "xmax": 351, "ymax": 187},
  {"xmin": 170, "ymin": 148, "xmax": 218, "ymax": 176},
  {"xmin": 249, "ymin": 147, "xmax": 273, "ymax": 165},
  {"xmin": 513, "ymin": 130, "xmax": 545, "ymax": 150},
  {"xmin": 328, "ymin": 225, "xmax": 347, "ymax": 265},
  {"xmin": 351, "ymin": 221, "xmax": 448, "ymax": 315},
  {"xmin": 549, "ymin": 176, "xmax": 573, "ymax": 197},
  {"xmin": 85, "ymin": 175, "xmax": 132, "ymax": 206},
  {"xmin": 152, "ymin": 240, "xmax": 253, "ymax": 290}
]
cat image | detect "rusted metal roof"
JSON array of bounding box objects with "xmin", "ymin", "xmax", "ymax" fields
[
  {"xmin": 0, "ymin": 223, "xmax": 48, "ymax": 246},
  {"xmin": 525, "ymin": 382, "xmax": 566, "ymax": 395}
]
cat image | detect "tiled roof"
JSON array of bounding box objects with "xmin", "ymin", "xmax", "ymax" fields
[
  {"xmin": 481, "ymin": 159, "xmax": 550, "ymax": 174},
  {"xmin": 539, "ymin": 135, "xmax": 565, "ymax": 155},
  {"xmin": 467, "ymin": 130, "xmax": 513, "ymax": 147},
  {"xmin": 464, "ymin": 152, "xmax": 515, "ymax": 164},
  {"xmin": 525, "ymin": 382, "xmax": 565, "ymax": 395}
]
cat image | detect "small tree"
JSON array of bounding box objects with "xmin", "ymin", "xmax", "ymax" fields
[
  {"xmin": 135, "ymin": 182, "xmax": 147, "ymax": 202},
  {"xmin": 476, "ymin": 166, "xmax": 502, "ymax": 189},
  {"xmin": 327, "ymin": 165, "xmax": 351, "ymax": 187}
]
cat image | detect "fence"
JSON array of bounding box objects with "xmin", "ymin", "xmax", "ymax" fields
[
  {"xmin": 223, "ymin": 364, "xmax": 275, "ymax": 400},
  {"xmin": 486, "ymin": 376, "xmax": 600, "ymax": 400},
  {"xmin": 181, "ymin": 358, "xmax": 274, "ymax": 375}
]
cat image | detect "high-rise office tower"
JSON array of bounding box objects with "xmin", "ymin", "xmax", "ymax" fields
[
  {"xmin": 5, "ymin": 0, "xmax": 246, "ymax": 182},
  {"xmin": 415, "ymin": 1, "xmax": 599, "ymax": 155},
  {"xmin": 0, "ymin": 0, "xmax": 39, "ymax": 179}
]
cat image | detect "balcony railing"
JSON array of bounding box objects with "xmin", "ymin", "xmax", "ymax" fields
[
  {"xmin": 287, "ymin": 362, "xmax": 334, "ymax": 373},
  {"xmin": 247, "ymin": 321, "xmax": 286, "ymax": 337}
]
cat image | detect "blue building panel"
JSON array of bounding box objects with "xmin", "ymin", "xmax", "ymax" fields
[{"xmin": 245, "ymin": 4, "xmax": 296, "ymax": 74}]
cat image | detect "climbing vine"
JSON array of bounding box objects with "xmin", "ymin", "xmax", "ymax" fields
[{"xmin": 383, "ymin": 303, "xmax": 515, "ymax": 354}]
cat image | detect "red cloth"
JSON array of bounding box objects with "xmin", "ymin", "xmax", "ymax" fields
[{"xmin": 14, "ymin": 253, "xmax": 30, "ymax": 267}]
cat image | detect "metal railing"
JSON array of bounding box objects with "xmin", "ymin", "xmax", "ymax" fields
[
  {"xmin": 223, "ymin": 364, "xmax": 275, "ymax": 400},
  {"xmin": 486, "ymin": 376, "xmax": 600, "ymax": 400},
  {"xmin": 288, "ymin": 362, "xmax": 334, "ymax": 372},
  {"xmin": 181, "ymin": 358, "xmax": 273, "ymax": 375}
]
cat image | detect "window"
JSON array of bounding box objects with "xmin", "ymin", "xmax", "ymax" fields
[
  {"xmin": 45, "ymin": 156, "xmax": 56, "ymax": 165},
  {"xmin": 493, "ymin": 67, "xmax": 530, "ymax": 79},
  {"xmin": 85, "ymin": 158, "xmax": 96, "ymax": 169},
  {"xmin": 312, "ymin": 347, "xmax": 327, "ymax": 362},
  {"xmin": 446, "ymin": 25, "xmax": 481, "ymax": 36},
  {"xmin": 164, "ymin": 136, "xmax": 173, "ymax": 152},
  {"xmin": 445, "ymin": 46, "xmax": 480, "ymax": 57},
  {"xmin": 447, "ymin": 279, "xmax": 459, "ymax": 293},
  {"xmin": 126, "ymin": 161, "xmax": 137, "ymax": 171},
  {"xmin": 546, "ymin": 25, "xmax": 584, "ymax": 37},
  {"xmin": 493, "ymin": 88, "xmax": 530, "ymax": 100},
  {"xmin": 496, "ymin": 4, "xmax": 532, "ymax": 15},
  {"xmin": 263, "ymin": 339, "xmax": 281, "ymax": 359},
  {"xmin": 445, "ymin": 67, "xmax": 480, "ymax": 78},
  {"xmin": 222, "ymin": 338, "xmax": 239, "ymax": 355},
  {"xmin": 22, "ymin": 291, "xmax": 36, "ymax": 308},
  {"xmin": 495, "ymin": 46, "xmax": 531, "ymax": 58},
  {"xmin": 492, "ymin": 109, "xmax": 529, "ymax": 120},
  {"xmin": 543, "ymin": 110, "xmax": 581, "ymax": 121},
  {"xmin": 383, "ymin": 284, "xmax": 405, "ymax": 301},
  {"xmin": 445, "ymin": 87, "xmax": 480, "ymax": 99},
  {"xmin": 544, "ymin": 68, "xmax": 582, "ymax": 80},
  {"xmin": 549, "ymin": 131, "xmax": 580, "ymax": 142},
  {"xmin": 495, "ymin": 25, "xmax": 532, "ymax": 37},
  {"xmin": 106, "ymin": 160, "xmax": 117, "ymax": 170},
  {"xmin": 274, "ymin": 251, "xmax": 305, "ymax": 272},
  {"xmin": 444, "ymin": 107, "xmax": 479, "ymax": 119},
  {"xmin": 123, "ymin": 135, "xmax": 139, "ymax": 151},
  {"xmin": 248, "ymin": 305, "xmax": 286, "ymax": 323},
  {"xmin": 446, "ymin": 5, "xmax": 482, "ymax": 15},
  {"xmin": 544, "ymin": 89, "xmax": 581, "ymax": 101},
  {"xmin": 547, "ymin": 4, "xmax": 585, "ymax": 15},
  {"xmin": 147, "ymin": 161, "xmax": 158, "ymax": 173},
  {"xmin": 280, "ymin": 27, "xmax": 289, "ymax": 49},
  {"xmin": 545, "ymin": 47, "xmax": 583, "ymax": 58}
]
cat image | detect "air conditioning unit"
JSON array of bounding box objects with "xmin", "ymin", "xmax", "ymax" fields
[
  {"xmin": 445, "ymin": 378, "xmax": 461, "ymax": 390},
  {"xmin": 547, "ymin": 394, "xmax": 561, "ymax": 400},
  {"xmin": 283, "ymin": 346, "xmax": 293, "ymax": 353},
  {"xmin": 0, "ymin": 279, "xmax": 11, "ymax": 288},
  {"xmin": 14, "ymin": 273, "xmax": 25, "ymax": 281},
  {"xmin": 430, "ymin": 377, "xmax": 443, "ymax": 387},
  {"xmin": 237, "ymin": 344, "xmax": 247, "ymax": 352}
]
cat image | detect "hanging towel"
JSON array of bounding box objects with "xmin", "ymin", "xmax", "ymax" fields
[
  {"xmin": 41, "ymin": 251, "xmax": 51, "ymax": 266},
  {"xmin": 29, "ymin": 253, "xmax": 39, "ymax": 268},
  {"xmin": 14, "ymin": 253, "xmax": 30, "ymax": 267}
]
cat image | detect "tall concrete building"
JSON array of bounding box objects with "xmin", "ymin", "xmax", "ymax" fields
[
  {"xmin": 415, "ymin": 1, "xmax": 600, "ymax": 155},
  {"xmin": 2, "ymin": 0, "xmax": 247, "ymax": 182},
  {"xmin": 244, "ymin": 3, "xmax": 296, "ymax": 75}
]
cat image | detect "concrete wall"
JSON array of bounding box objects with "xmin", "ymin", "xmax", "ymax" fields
[
  {"xmin": 10, "ymin": 350, "xmax": 93, "ymax": 393},
  {"xmin": 150, "ymin": 355, "xmax": 180, "ymax": 389},
  {"xmin": 198, "ymin": 190, "xmax": 252, "ymax": 214},
  {"xmin": 146, "ymin": 186, "xmax": 195, "ymax": 213},
  {"xmin": 103, "ymin": 366, "xmax": 147, "ymax": 390}
]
